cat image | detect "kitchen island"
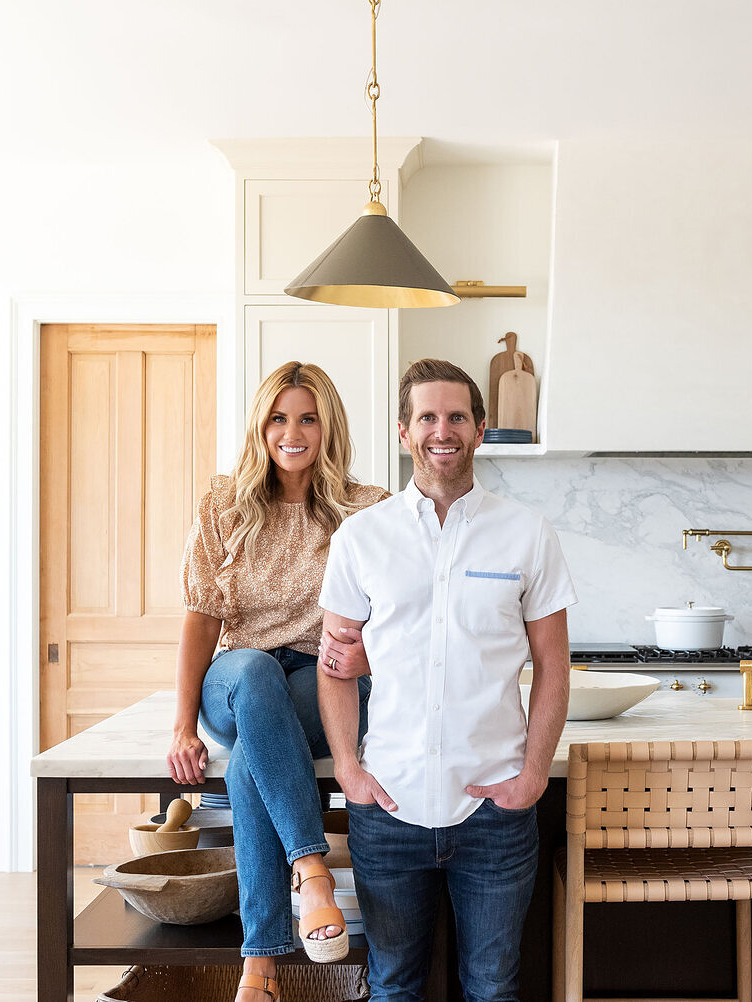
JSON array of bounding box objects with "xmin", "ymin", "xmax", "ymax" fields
[{"xmin": 32, "ymin": 690, "xmax": 752, "ymax": 1001}]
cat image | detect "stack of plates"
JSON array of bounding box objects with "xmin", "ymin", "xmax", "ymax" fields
[{"xmin": 483, "ymin": 428, "xmax": 533, "ymax": 444}]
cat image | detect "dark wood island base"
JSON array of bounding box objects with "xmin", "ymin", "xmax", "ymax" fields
[{"xmin": 37, "ymin": 775, "xmax": 740, "ymax": 1002}]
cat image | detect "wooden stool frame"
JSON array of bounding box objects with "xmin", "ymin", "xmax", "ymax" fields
[{"xmin": 553, "ymin": 741, "xmax": 752, "ymax": 1002}]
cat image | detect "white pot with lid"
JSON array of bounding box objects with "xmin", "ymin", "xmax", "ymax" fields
[{"xmin": 645, "ymin": 601, "xmax": 734, "ymax": 650}]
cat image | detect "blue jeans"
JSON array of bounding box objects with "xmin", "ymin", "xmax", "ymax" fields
[
  {"xmin": 199, "ymin": 646, "xmax": 371, "ymax": 956},
  {"xmin": 347, "ymin": 798, "xmax": 538, "ymax": 1002}
]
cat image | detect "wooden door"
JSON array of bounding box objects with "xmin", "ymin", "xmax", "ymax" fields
[{"xmin": 40, "ymin": 324, "xmax": 216, "ymax": 864}]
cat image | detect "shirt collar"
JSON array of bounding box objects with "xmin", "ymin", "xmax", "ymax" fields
[{"xmin": 403, "ymin": 475, "xmax": 486, "ymax": 523}]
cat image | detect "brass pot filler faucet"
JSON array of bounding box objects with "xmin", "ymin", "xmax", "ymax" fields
[
  {"xmin": 682, "ymin": 529, "xmax": 752, "ymax": 571},
  {"xmin": 682, "ymin": 529, "xmax": 752, "ymax": 707}
]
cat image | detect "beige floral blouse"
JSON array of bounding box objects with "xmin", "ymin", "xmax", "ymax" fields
[{"xmin": 181, "ymin": 475, "xmax": 389, "ymax": 655}]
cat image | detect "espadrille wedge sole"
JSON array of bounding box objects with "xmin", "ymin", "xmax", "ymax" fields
[{"xmin": 291, "ymin": 861, "xmax": 350, "ymax": 963}]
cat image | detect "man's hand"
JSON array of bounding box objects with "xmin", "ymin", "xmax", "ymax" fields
[
  {"xmin": 167, "ymin": 731, "xmax": 208, "ymax": 785},
  {"xmin": 319, "ymin": 626, "xmax": 370, "ymax": 679},
  {"xmin": 466, "ymin": 769, "xmax": 547, "ymax": 811},
  {"xmin": 336, "ymin": 761, "xmax": 398, "ymax": 812}
]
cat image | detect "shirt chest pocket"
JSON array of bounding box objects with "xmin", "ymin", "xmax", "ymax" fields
[{"xmin": 459, "ymin": 570, "xmax": 523, "ymax": 635}]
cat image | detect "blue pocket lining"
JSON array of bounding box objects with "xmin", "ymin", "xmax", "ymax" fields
[{"xmin": 465, "ymin": 570, "xmax": 521, "ymax": 580}]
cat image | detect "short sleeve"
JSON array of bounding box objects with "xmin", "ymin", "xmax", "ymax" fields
[
  {"xmin": 180, "ymin": 489, "xmax": 226, "ymax": 620},
  {"xmin": 319, "ymin": 523, "xmax": 371, "ymax": 622},
  {"xmin": 520, "ymin": 518, "xmax": 578, "ymax": 622}
]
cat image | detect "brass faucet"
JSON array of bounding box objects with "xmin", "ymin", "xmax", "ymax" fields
[{"xmin": 682, "ymin": 529, "xmax": 752, "ymax": 571}]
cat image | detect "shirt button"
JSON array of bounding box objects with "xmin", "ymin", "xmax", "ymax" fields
[
  {"xmin": 433, "ymin": 704, "xmax": 440, "ymax": 711},
  {"xmin": 434, "ymin": 659, "xmax": 442, "ymax": 667},
  {"xmin": 431, "ymin": 536, "xmax": 439, "ymax": 543},
  {"xmin": 429, "ymin": 747, "xmax": 438, "ymax": 755},
  {"xmin": 436, "ymin": 616, "xmax": 443, "ymax": 624},
  {"xmin": 438, "ymin": 574, "xmax": 446, "ymax": 582}
]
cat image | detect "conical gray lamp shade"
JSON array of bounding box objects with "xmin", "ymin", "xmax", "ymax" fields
[{"xmin": 285, "ymin": 211, "xmax": 460, "ymax": 308}]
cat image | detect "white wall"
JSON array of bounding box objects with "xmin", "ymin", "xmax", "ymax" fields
[{"xmin": 0, "ymin": 150, "xmax": 235, "ymax": 870}]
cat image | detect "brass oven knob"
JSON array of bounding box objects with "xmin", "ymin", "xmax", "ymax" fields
[
  {"xmin": 697, "ymin": 678, "xmax": 712, "ymax": 694},
  {"xmin": 670, "ymin": 680, "xmax": 684, "ymax": 690}
]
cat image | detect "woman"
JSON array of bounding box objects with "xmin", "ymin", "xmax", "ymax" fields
[{"xmin": 168, "ymin": 361, "xmax": 387, "ymax": 1002}]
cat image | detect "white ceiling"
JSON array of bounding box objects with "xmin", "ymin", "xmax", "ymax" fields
[{"xmin": 1, "ymin": 0, "xmax": 751, "ymax": 162}]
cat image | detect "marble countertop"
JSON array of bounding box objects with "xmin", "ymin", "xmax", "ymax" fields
[{"xmin": 30, "ymin": 690, "xmax": 752, "ymax": 780}]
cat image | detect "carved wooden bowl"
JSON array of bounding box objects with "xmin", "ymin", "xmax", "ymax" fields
[{"xmin": 94, "ymin": 846, "xmax": 238, "ymax": 925}]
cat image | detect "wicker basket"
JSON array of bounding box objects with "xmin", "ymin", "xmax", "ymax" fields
[{"xmin": 96, "ymin": 963, "xmax": 369, "ymax": 1002}]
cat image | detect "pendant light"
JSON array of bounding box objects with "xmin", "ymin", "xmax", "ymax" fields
[{"xmin": 285, "ymin": 0, "xmax": 459, "ymax": 309}]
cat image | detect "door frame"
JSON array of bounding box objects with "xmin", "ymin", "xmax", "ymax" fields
[{"xmin": 4, "ymin": 293, "xmax": 238, "ymax": 871}]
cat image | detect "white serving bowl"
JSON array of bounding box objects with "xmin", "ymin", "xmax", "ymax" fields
[
  {"xmin": 519, "ymin": 669, "xmax": 660, "ymax": 721},
  {"xmin": 291, "ymin": 867, "xmax": 363, "ymax": 936}
]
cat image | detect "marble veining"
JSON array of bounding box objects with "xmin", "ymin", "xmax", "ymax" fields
[
  {"xmin": 30, "ymin": 690, "xmax": 752, "ymax": 780},
  {"xmin": 475, "ymin": 457, "xmax": 752, "ymax": 645}
]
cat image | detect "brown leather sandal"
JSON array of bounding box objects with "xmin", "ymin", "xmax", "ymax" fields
[
  {"xmin": 238, "ymin": 975, "xmax": 280, "ymax": 1000},
  {"xmin": 291, "ymin": 859, "xmax": 350, "ymax": 962}
]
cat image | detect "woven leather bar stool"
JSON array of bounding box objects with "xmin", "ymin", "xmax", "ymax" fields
[{"xmin": 553, "ymin": 741, "xmax": 752, "ymax": 1002}]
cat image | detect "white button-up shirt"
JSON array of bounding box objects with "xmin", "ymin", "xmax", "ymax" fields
[{"xmin": 319, "ymin": 476, "xmax": 577, "ymax": 829}]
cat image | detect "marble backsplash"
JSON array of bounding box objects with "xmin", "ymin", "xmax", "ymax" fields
[{"xmin": 474, "ymin": 457, "xmax": 752, "ymax": 647}]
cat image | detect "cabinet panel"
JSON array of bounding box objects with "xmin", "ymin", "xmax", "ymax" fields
[
  {"xmin": 546, "ymin": 141, "xmax": 752, "ymax": 452},
  {"xmin": 244, "ymin": 180, "xmax": 389, "ymax": 295},
  {"xmin": 245, "ymin": 304, "xmax": 390, "ymax": 488}
]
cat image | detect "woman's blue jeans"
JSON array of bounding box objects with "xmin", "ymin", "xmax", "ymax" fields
[
  {"xmin": 347, "ymin": 798, "xmax": 538, "ymax": 1002},
  {"xmin": 199, "ymin": 646, "xmax": 371, "ymax": 956}
]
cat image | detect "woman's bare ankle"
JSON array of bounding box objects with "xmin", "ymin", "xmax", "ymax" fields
[{"xmin": 242, "ymin": 955, "xmax": 277, "ymax": 977}]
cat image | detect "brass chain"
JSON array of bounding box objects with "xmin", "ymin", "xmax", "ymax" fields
[{"xmin": 366, "ymin": 0, "xmax": 382, "ymax": 201}]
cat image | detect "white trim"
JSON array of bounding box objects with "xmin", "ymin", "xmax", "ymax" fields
[{"xmin": 5, "ymin": 293, "xmax": 237, "ymax": 872}]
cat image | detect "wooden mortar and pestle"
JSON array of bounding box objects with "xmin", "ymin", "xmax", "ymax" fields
[{"xmin": 129, "ymin": 797, "xmax": 200, "ymax": 856}]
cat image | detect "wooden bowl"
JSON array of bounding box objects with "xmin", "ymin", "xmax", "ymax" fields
[
  {"xmin": 129, "ymin": 824, "xmax": 200, "ymax": 856},
  {"xmin": 94, "ymin": 846, "xmax": 238, "ymax": 925}
]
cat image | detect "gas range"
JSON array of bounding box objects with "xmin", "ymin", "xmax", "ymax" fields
[{"xmin": 569, "ymin": 643, "xmax": 752, "ymax": 670}]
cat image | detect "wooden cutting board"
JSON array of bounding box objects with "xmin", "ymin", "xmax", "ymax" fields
[
  {"xmin": 488, "ymin": 332, "xmax": 534, "ymax": 427},
  {"xmin": 497, "ymin": 352, "xmax": 537, "ymax": 442}
]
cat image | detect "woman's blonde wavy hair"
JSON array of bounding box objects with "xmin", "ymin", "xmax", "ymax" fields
[{"xmin": 224, "ymin": 361, "xmax": 357, "ymax": 559}]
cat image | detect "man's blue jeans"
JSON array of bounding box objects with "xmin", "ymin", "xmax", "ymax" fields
[
  {"xmin": 199, "ymin": 646, "xmax": 370, "ymax": 956},
  {"xmin": 347, "ymin": 798, "xmax": 538, "ymax": 1002}
]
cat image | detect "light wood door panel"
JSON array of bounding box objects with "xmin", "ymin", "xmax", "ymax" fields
[{"xmin": 40, "ymin": 324, "xmax": 216, "ymax": 864}]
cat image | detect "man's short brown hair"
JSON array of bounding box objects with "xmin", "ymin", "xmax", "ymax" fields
[{"xmin": 398, "ymin": 358, "xmax": 486, "ymax": 428}]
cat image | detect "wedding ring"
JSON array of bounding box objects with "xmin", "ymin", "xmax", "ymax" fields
[{"xmin": 329, "ymin": 657, "xmax": 337, "ymax": 670}]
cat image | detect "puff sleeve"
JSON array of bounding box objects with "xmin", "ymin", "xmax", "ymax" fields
[{"xmin": 180, "ymin": 488, "xmax": 226, "ymax": 620}]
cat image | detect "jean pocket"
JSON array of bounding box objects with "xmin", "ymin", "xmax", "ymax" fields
[
  {"xmin": 484, "ymin": 797, "xmax": 536, "ymax": 817},
  {"xmin": 345, "ymin": 798, "xmax": 380, "ymax": 810}
]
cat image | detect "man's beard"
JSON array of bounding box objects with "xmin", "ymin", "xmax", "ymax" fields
[{"xmin": 412, "ymin": 441, "xmax": 474, "ymax": 488}]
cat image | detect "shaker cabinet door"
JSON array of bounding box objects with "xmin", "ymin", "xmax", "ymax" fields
[
  {"xmin": 244, "ymin": 303, "xmax": 390, "ymax": 489},
  {"xmin": 244, "ymin": 179, "xmax": 389, "ymax": 296}
]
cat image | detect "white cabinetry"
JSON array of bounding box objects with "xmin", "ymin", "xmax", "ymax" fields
[
  {"xmin": 546, "ymin": 140, "xmax": 752, "ymax": 452},
  {"xmin": 215, "ymin": 138, "xmax": 423, "ymax": 489},
  {"xmin": 243, "ymin": 179, "xmax": 389, "ymax": 296},
  {"xmin": 244, "ymin": 302, "xmax": 390, "ymax": 487}
]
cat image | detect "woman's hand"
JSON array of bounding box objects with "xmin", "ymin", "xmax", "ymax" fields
[
  {"xmin": 318, "ymin": 626, "xmax": 371, "ymax": 679},
  {"xmin": 167, "ymin": 730, "xmax": 208, "ymax": 785}
]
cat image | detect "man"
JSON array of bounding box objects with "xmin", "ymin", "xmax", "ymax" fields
[{"xmin": 317, "ymin": 358, "xmax": 577, "ymax": 1002}]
